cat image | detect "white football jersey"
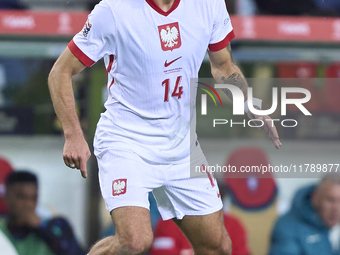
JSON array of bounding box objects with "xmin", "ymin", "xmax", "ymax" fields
[{"xmin": 69, "ymin": 0, "xmax": 234, "ymax": 163}]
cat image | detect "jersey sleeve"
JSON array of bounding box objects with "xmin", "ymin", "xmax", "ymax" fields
[
  {"xmin": 68, "ymin": 1, "xmax": 115, "ymax": 67},
  {"xmin": 208, "ymin": 0, "xmax": 235, "ymax": 52}
]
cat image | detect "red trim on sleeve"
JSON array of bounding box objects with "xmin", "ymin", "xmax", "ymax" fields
[
  {"xmin": 208, "ymin": 30, "xmax": 235, "ymax": 52},
  {"xmin": 109, "ymin": 79, "xmax": 115, "ymax": 89},
  {"xmin": 68, "ymin": 39, "xmax": 95, "ymax": 67},
  {"xmin": 107, "ymin": 55, "xmax": 114, "ymax": 72}
]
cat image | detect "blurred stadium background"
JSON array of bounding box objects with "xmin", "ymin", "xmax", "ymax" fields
[{"xmin": 0, "ymin": 0, "xmax": 339, "ymax": 254}]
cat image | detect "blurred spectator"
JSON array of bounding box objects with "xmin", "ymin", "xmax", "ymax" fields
[
  {"xmin": 0, "ymin": 171, "xmax": 86, "ymax": 255},
  {"xmin": 0, "ymin": 0, "xmax": 26, "ymax": 9},
  {"xmin": 270, "ymin": 174, "xmax": 340, "ymax": 255}
]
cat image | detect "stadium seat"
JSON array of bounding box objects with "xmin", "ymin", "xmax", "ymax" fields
[
  {"xmin": 0, "ymin": 157, "xmax": 13, "ymax": 215},
  {"xmin": 224, "ymin": 147, "xmax": 277, "ymax": 255},
  {"xmin": 325, "ymin": 63, "xmax": 340, "ymax": 113},
  {"xmin": 276, "ymin": 62, "xmax": 327, "ymax": 113},
  {"xmin": 224, "ymin": 147, "xmax": 277, "ymax": 210},
  {"xmin": 277, "ymin": 62, "xmax": 317, "ymax": 79}
]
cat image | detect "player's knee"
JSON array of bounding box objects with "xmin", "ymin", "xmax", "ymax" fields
[
  {"xmin": 194, "ymin": 234, "xmax": 231, "ymax": 255},
  {"xmin": 120, "ymin": 232, "xmax": 153, "ymax": 254},
  {"xmin": 208, "ymin": 234, "xmax": 232, "ymax": 255},
  {"xmin": 219, "ymin": 235, "xmax": 232, "ymax": 255}
]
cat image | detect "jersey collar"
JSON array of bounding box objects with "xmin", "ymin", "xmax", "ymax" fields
[{"xmin": 145, "ymin": 0, "xmax": 181, "ymax": 16}]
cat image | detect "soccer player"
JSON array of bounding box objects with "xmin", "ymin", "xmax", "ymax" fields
[{"xmin": 48, "ymin": 0, "xmax": 282, "ymax": 254}]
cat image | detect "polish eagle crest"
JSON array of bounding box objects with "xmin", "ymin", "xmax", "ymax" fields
[
  {"xmin": 112, "ymin": 179, "xmax": 127, "ymax": 196},
  {"xmin": 160, "ymin": 25, "xmax": 179, "ymax": 48}
]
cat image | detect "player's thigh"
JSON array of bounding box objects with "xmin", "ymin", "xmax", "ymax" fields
[
  {"xmin": 173, "ymin": 210, "xmax": 230, "ymax": 251},
  {"xmin": 111, "ymin": 206, "xmax": 153, "ymax": 248}
]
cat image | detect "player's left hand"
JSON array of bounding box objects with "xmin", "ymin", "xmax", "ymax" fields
[{"xmin": 247, "ymin": 111, "xmax": 282, "ymax": 149}]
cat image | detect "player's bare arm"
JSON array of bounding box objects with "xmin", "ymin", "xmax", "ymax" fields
[
  {"xmin": 208, "ymin": 44, "xmax": 282, "ymax": 149},
  {"xmin": 48, "ymin": 47, "xmax": 91, "ymax": 178}
]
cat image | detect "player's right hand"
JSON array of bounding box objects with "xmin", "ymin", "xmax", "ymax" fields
[{"xmin": 63, "ymin": 134, "xmax": 91, "ymax": 178}]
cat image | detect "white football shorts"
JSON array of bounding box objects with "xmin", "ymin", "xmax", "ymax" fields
[{"xmin": 95, "ymin": 145, "xmax": 223, "ymax": 220}]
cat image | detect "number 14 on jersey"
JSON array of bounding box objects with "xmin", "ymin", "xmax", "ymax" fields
[{"xmin": 162, "ymin": 76, "xmax": 183, "ymax": 102}]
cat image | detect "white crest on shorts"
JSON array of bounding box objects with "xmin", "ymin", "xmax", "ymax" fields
[
  {"xmin": 160, "ymin": 26, "xmax": 179, "ymax": 48},
  {"xmin": 112, "ymin": 179, "xmax": 127, "ymax": 196},
  {"xmin": 114, "ymin": 180, "xmax": 125, "ymax": 194}
]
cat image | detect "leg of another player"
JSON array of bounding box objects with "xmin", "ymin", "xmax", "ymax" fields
[
  {"xmin": 173, "ymin": 210, "xmax": 231, "ymax": 255},
  {"xmin": 88, "ymin": 206, "xmax": 153, "ymax": 255}
]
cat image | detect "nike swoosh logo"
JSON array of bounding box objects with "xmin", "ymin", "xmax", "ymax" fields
[{"xmin": 164, "ymin": 56, "xmax": 182, "ymax": 67}]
